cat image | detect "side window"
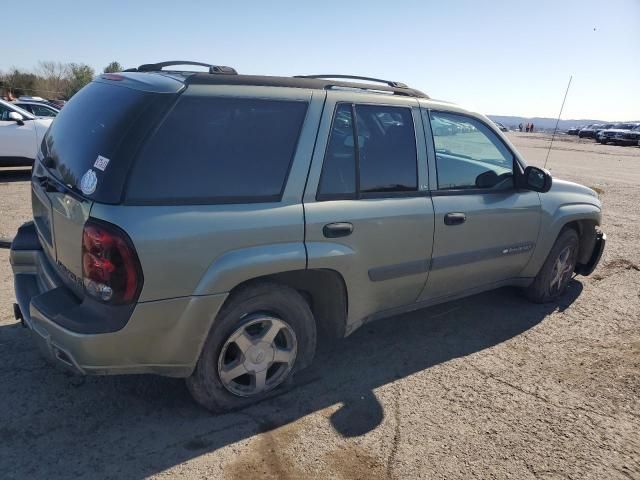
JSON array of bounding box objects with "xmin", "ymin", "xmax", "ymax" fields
[
  {"xmin": 33, "ymin": 105, "xmax": 56, "ymax": 117},
  {"xmin": 430, "ymin": 111, "xmax": 514, "ymax": 191},
  {"xmin": 127, "ymin": 97, "xmax": 308, "ymax": 204},
  {"xmin": 357, "ymin": 105, "xmax": 417, "ymax": 193},
  {"xmin": 318, "ymin": 103, "xmax": 417, "ymax": 199},
  {"xmin": 317, "ymin": 104, "xmax": 357, "ymax": 198},
  {"xmin": 0, "ymin": 104, "xmax": 12, "ymax": 121},
  {"xmin": 15, "ymin": 104, "xmax": 31, "ymax": 114}
]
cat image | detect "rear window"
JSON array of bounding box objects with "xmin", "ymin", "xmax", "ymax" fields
[
  {"xmin": 43, "ymin": 82, "xmax": 173, "ymax": 203},
  {"xmin": 125, "ymin": 96, "xmax": 308, "ymax": 204}
]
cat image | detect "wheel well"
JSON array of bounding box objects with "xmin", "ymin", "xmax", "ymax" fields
[
  {"xmin": 227, "ymin": 269, "xmax": 348, "ymax": 339},
  {"xmin": 562, "ymin": 220, "xmax": 598, "ymax": 265}
]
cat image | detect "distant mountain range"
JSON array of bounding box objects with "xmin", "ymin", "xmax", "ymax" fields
[{"xmin": 487, "ymin": 115, "xmax": 638, "ymax": 131}]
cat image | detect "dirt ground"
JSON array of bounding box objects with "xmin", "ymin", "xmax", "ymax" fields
[{"xmin": 0, "ymin": 133, "xmax": 638, "ymax": 479}]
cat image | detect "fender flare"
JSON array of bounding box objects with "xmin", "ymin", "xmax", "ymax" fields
[
  {"xmin": 193, "ymin": 242, "xmax": 307, "ymax": 296},
  {"xmin": 521, "ymin": 203, "xmax": 601, "ymax": 278}
]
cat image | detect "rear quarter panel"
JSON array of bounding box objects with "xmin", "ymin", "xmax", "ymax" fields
[
  {"xmin": 91, "ymin": 202, "xmax": 306, "ymax": 301},
  {"xmin": 90, "ymin": 87, "xmax": 325, "ymax": 301}
]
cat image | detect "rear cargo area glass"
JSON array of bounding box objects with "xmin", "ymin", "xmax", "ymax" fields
[
  {"xmin": 125, "ymin": 97, "xmax": 308, "ymax": 204},
  {"xmin": 43, "ymin": 82, "xmax": 164, "ymax": 203}
]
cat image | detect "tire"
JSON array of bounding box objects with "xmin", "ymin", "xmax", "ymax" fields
[
  {"xmin": 186, "ymin": 281, "xmax": 317, "ymax": 413},
  {"xmin": 525, "ymin": 228, "xmax": 580, "ymax": 303}
]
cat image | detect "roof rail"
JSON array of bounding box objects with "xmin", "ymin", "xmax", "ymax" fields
[
  {"xmin": 294, "ymin": 74, "xmax": 408, "ymax": 89},
  {"xmin": 124, "ymin": 61, "xmax": 238, "ymax": 75}
]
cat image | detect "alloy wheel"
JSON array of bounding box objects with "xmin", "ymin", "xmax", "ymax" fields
[
  {"xmin": 549, "ymin": 245, "xmax": 575, "ymax": 295},
  {"xmin": 217, "ymin": 315, "xmax": 297, "ymax": 397}
]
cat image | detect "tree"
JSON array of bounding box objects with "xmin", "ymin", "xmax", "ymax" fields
[
  {"xmin": 103, "ymin": 61, "xmax": 123, "ymax": 73},
  {"xmin": 35, "ymin": 61, "xmax": 69, "ymax": 99},
  {"xmin": 65, "ymin": 63, "xmax": 95, "ymax": 98},
  {"xmin": 2, "ymin": 68, "xmax": 38, "ymax": 98}
]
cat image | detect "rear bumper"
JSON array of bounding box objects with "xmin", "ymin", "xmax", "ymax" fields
[
  {"xmin": 11, "ymin": 222, "xmax": 227, "ymax": 377},
  {"xmin": 575, "ymin": 231, "xmax": 606, "ymax": 276}
]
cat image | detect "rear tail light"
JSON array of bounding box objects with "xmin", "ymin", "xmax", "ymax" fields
[{"xmin": 82, "ymin": 219, "xmax": 143, "ymax": 304}]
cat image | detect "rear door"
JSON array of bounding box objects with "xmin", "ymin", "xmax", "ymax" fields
[
  {"xmin": 418, "ymin": 109, "xmax": 541, "ymax": 301},
  {"xmin": 304, "ymin": 91, "xmax": 435, "ymax": 329}
]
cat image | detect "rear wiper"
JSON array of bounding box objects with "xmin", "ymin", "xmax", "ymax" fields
[
  {"xmin": 33, "ymin": 174, "xmax": 61, "ymax": 193},
  {"xmin": 63, "ymin": 182, "xmax": 85, "ymax": 197},
  {"xmin": 33, "ymin": 173, "xmax": 84, "ymax": 196}
]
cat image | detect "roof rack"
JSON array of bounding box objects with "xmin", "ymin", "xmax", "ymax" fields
[
  {"xmin": 183, "ymin": 73, "xmax": 429, "ymax": 99},
  {"xmin": 124, "ymin": 61, "xmax": 237, "ymax": 75},
  {"xmin": 294, "ymin": 74, "xmax": 408, "ymax": 89}
]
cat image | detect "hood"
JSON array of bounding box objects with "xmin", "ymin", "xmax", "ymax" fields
[{"xmin": 549, "ymin": 179, "xmax": 600, "ymax": 206}]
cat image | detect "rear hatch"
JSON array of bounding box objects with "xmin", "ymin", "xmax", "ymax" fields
[{"xmin": 32, "ymin": 76, "xmax": 182, "ymax": 298}]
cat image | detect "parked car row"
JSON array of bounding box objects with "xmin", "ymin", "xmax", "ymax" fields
[{"xmin": 568, "ymin": 122, "xmax": 640, "ymax": 147}]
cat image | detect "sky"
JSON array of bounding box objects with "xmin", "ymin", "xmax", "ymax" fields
[{"xmin": 3, "ymin": 0, "xmax": 639, "ymax": 121}]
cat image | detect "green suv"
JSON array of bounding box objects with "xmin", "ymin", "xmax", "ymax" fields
[{"xmin": 10, "ymin": 61, "xmax": 605, "ymax": 412}]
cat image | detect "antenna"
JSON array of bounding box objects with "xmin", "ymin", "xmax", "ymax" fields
[{"xmin": 544, "ymin": 75, "xmax": 573, "ymax": 169}]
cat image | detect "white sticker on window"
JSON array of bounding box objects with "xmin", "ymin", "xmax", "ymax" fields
[
  {"xmin": 80, "ymin": 169, "xmax": 98, "ymax": 195},
  {"xmin": 94, "ymin": 155, "xmax": 110, "ymax": 171}
]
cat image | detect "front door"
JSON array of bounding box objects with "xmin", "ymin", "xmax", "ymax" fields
[
  {"xmin": 419, "ymin": 109, "xmax": 541, "ymax": 301},
  {"xmin": 0, "ymin": 103, "xmax": 36, "ymax": 163},
  {"xmin": 303, "ymin": 92, "xmax": 435, "ymax": 331}
]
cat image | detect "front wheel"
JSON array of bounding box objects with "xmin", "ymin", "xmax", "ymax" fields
[
  {"xmin": 187, "ymin": 281, "xmax": 317, "ymax": 412},
  {"xmin": 525, "ymin": 228, "xmax": 579, "ymax": 303}
]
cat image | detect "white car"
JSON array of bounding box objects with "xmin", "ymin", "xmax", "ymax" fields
[{"xmin": 0, "ymin": 99, "xmax": 53, "ymax": 167}]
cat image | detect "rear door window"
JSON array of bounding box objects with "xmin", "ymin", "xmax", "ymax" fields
[
  {"xmin": 317, "ymin": 103, "xmax": 417, "ymax": 199},
  {"xmin": 317, "ymin": 104, "xmax": 357, "ymax": 198},
  {"xmin": 126, "ymin": 96, "xmax": 308, "ymax": 204},
  {"xmin": 356, "ymin": 105, "xmax": 417, "ymax": 194}
]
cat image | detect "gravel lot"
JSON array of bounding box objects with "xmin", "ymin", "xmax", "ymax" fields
[{"xmin": 0, "ymin": 133, "xmax": 638, "ymax": 479}]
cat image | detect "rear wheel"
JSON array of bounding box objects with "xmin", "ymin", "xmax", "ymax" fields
[
  {"xmin": 187, "ymin": 281, "xmax": 316, "ymax": 412},
  {"xmin": 525, "ymin": 228, "xmax": 579, "ymax": 303}
]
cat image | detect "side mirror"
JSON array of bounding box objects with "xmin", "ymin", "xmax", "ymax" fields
[
  {"xmin": 522, "ymin": 166, "xmax": 552, "ymax": 193},
  {"xmin": 8, "ymin": 111, "xmax": 24, "ymax": 125}
]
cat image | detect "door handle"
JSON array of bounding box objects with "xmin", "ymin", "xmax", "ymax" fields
[
  {"xmin": 323, "ymin": 222, "xmax": 353, "ymax": 238},
  {"xmin": 444, "ymin": 212, "xmax": 466, "ymax": 226}
]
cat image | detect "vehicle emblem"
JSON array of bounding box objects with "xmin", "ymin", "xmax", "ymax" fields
[{"xmin": 79, "ymin": 169, "xmax": 98, "ymax": 195}]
